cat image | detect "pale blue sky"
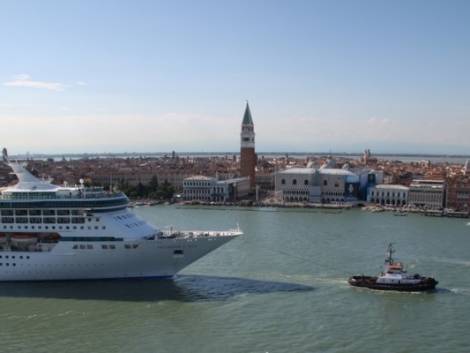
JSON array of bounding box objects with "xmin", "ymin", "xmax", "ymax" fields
[{"xmin": 0, "ymin": 0, "xmax": 469, "ymax": 154}]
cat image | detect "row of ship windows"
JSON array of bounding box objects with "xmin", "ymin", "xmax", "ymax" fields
[
  {"xmin": 125, "ymin": 221, "xmax": 146, "ymax": 229},
  {"xmin": 0, "ymin": 210, "xmax": 93, "ymax": 217},
  {"xmin": 1, "ymin": 217, "xmax": 86, "ymax": 224},
  {"xmin": 113, "ymin": 214, "xmax": 145, "ymax": 229},
  {"xmin": 0, "ymin": 222, "xmax": 143, "ymax": 231},
  {"xmin": 0, "ymin": 263, "xmax": 105, "ymax": 268},
  {"xmin": 0, "ymin": 216, "xmax": 100, "ymax": 223},
  {"xmin": 72, "ymin": 244, "xmax": 139, "ymax": 250},
  {"xmin": 0, "ymin": 263, "xmax": 116, "ymax": 268},
  {"xmin": 114, "ymin": 214, "xmax": 133, "ymax": 220},
  {"xmin": 0, "ymin": 255, "xmax": 30, "ymax": 259},
  {"xmin": 1, "ymin": 224, "xmax": 106, "ymax": 231},
  {"xmin": 0, "ymin": 250, "xmax": 183, "ymax": 268}
]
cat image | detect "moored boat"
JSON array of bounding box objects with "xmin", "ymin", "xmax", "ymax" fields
[
  {"xmin": 393, "ymin": 211, "xmax": 408, "ymax": 216},
  {"xmin": 348, "ymin": 244, "xmax": 438, "ymax": 292}
]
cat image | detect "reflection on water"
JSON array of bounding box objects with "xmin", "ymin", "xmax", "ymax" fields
[{"xmin": 0, "ymin": 275, "xmax": 314, "ymax": 302}]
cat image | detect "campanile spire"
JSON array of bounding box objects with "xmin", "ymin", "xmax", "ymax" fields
[{"xmin": 240, "ymin": 102, "xmax": 256, "ymax": 188}]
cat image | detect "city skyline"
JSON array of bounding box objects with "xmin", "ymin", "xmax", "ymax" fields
[{"xmin": 1, "ymin": 0, "xmax": 469, "ymax": 154}]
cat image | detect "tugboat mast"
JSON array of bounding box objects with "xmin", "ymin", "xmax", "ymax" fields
[{"xmin": 385, "ymin": 243, "xmax": 395, "ymax": 265}]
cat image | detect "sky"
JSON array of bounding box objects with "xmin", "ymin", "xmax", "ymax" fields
[{"xmin": 0, "ymin": 0, "xmax": 469, "ymax": 155}]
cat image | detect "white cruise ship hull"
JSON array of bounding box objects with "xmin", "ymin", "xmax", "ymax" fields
[
  {"xmin": 0, "ymin": 160, "xmax": 241, "ymax": 282},
  {"xmin": 0, "ymin": 235, "xmax": 236, "ymax": 281}
]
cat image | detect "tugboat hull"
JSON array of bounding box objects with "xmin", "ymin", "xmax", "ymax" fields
[{"xmin": 348, "ymin": 276, "xmax": 438, "ymax": 292}]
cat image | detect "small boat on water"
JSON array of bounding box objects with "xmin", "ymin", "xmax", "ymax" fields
[
  {"xmin": 393, "ymin": 211, "xmax": 408, "ymax": 216},
  {"xmin": 348, "ymin": 244, "xmax": 438, "ymax": 292}
]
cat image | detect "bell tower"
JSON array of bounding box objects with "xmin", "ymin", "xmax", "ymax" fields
[{"xmin": 240, "ymin": 102, "xmax": 256, "ymax": 188}]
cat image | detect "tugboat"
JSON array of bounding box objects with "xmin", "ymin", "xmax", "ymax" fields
[{"xmin": 348, "ymin": 244, "xmax": 438, "ymax": 292}]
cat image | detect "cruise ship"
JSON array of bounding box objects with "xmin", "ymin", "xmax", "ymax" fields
[{"xmin": 0, "ymin": 150, "xmax": 241, "ymax": 281}]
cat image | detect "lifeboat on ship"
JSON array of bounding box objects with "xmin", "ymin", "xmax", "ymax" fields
[
  {"xmin": 10, "ymin": 233, "xmax": 38, "ymax": 245},
  {"xmin": 0, "ymin": 233, "xmax": 7, "ymax": 244},
  {"xmin": 39, "ymin": 233, "xmax": 61, "ymax": 243}
]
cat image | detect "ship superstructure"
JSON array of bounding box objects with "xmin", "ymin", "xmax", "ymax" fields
[{"xmin": 0, "ymin": 153, "xmax": 240, "ymax": 281}]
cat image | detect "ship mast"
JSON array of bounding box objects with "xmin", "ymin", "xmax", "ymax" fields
[{"xmin": 385, "ymin": 243, "xmax": 395, "ymax": 265}]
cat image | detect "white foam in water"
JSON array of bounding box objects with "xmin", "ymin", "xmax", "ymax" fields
[
  {"xmin": 449, "ymin": 288, "xmax": 470, "ymax": 296},
  {"xmin": 279, "ymin": 273, "xmax": 348, "ymax": 286},
  {"xmin": 433, "ymin": 257, "xmax": 470, "ymax": 267}
]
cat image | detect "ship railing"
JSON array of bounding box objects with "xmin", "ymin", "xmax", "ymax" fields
[
  {"xmin": 155, "ymin": 228, "xmax": 242, "ymax": 240},
  {"xmin": 0, "ymin": 191, "xmax": 126, "ymax": 201}
]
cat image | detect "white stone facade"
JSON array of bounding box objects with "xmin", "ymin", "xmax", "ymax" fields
[
  {"xmin": 274, "ymin": 168, "xmax": 321, "ymax": 203},
  {"xmin": 183, "ymin": 176, "xmax": 250, "ymax": 202},
  {"xmin": 367, "ymin": 184, "xmax": 409, "ymax": 206},
  {"xmin": 274, "ymin": 167, "xmax": 360, "ymax": 203},
  {"xmin": 408, "ymin": 180, "xmax": 446, "ymax": 210},
  {"xmin": 183, "ymin": 176, "xmax": 217, "ymax": 201}
]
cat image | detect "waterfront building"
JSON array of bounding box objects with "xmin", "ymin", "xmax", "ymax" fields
[
  {"xmin": 219, "ymin": 177, "xmax": 251, "ymax": 201},
  {"xmin": 446, "ymin": 176, "xmax": 470, "ymax": 212},
  {"xmin": 318, "ymin": 168, "xmax": 360, "ymax": 203},
  {"xmin": 274, "ymin": 168, "xmax": 321, "ymax": 203},
  {"xmin": 358, "ymin": 169, "xmax": 384, "ymax": 200},
  {"xmin": 183, "ymin": 176, "xmax": 250, "ymax": 202},
  {"xmin": 25, "ymin": 155, "xmax": 242, "ymax": 193},
  {"xmin": 367, "ymin": 184, "xmax": 409, "ymax": 206},
  {"xmin": 274, "ymin": 167, "xmax": 360, "ymax": 203},
  {"xmin": 408, "ymin": 179, "xmax": 446, "ymax": 210},
  {"xmin": 240, "ymin": 102, "xmax": 256, "ymax": 189},
  {"xmin": 182, "ymin": 176, "xmax": 217, "ymax": 202},
  {"xmin": 255, "ymin": 172, "xmax": 274, "ymax": 192}
]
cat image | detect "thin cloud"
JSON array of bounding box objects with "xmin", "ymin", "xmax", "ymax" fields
[
  {"xmin": 3, "ymin": 74, "xmax": 65, "ymax": 91},
  {"xmin": 75, "ymin": 81, "xmax": 87, "ymax": 86},
  {"xmin": 367, "ymin": 117, "xmax": 391, "ymax": 125}
]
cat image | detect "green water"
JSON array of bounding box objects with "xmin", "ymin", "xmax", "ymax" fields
[{"xmin": 0, "ymin": 206, "xmax": 469, "ymax": 353}]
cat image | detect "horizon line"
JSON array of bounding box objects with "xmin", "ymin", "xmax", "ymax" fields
[{"xmin": 8, "ymin": 151, "xmax": 470, "ymax": 158}]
